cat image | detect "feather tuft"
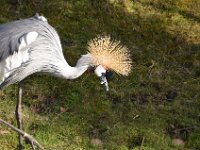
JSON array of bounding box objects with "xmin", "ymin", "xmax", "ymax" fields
[{"xmin": 87, "ymin": 35, "xmax": 132, "ymax": 76}]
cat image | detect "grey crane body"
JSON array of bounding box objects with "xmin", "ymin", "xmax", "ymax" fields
[
  {"xmin": 0, "ymin": 15, "xmax": 110, "ymax": 150},
  {"xmin": 0, "ymin": 15, "xmax": 94, "ymax": 88}
]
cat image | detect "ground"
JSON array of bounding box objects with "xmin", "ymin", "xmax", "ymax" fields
[{"xmin": 0, "ymin": 0, "xmax": 200, "ymax": 149}]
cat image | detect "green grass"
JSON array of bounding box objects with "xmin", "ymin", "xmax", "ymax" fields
[{"xmin": 0, "ymin": 0, "xmax": 200, "ymax": 149}]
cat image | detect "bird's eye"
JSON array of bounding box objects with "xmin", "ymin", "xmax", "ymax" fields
[{"xmin": 106, "ymin": 70, "xmax": 113, "ymax": 80}]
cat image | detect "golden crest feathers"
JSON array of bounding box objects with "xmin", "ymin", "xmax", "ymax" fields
[{"xmin": 87, "ymin": 35, "xmax": 132, "ymax": 76}]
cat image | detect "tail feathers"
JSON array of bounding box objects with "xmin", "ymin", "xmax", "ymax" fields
[
  {"xmin": 0, "ymin": 65, "xmax": 27, "ymax": 89},
  {"xmin": 0, "ymin": 74, "xmax": 20, "ymax": 89},
  {"xmin": 0, "ymin": 81, "xmax": 12, "ymax": 89}
]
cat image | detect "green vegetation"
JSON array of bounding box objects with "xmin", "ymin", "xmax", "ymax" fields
[{"xmin": 0, "ymin": 0, "xmax": 200, "ymax": 149}]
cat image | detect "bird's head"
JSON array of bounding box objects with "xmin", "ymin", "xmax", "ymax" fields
[
  {"xmin": 94, "ymin": 65, "xmax": 110, "ymax": 91},
  {"xmin": 87, "ymin": 35, "xmax": 132, "ymax": 91}
]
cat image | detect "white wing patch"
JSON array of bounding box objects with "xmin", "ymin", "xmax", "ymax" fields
[
  {"xmin": 0, "ymin": 31, "xmax": 38, "ymax": 84},
  {"xmin": 19, "ymin": 31, "xmax": 38, "ymax": 49}
]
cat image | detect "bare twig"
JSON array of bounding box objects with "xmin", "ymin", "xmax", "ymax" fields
[
  {"xmin": 0, "ymin": 118, "xmax": 44, "ymax": 150},
  {"xmin": 139, "ymin": 136, "xmax": 145, "ymax": 150},
  {"xmin": 133, "ymin": 114, "xmax": 139, "ymax": 120}
]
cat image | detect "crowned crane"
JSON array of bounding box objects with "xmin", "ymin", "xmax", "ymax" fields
[{"xmin": 0, "ymin": 14, "xmax": 132, "ymax": 150}]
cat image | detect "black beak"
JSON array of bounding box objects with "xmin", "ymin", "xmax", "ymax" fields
[{"xmin": 100, "ymin": 73, "xmax": 109, "ymax": 91}]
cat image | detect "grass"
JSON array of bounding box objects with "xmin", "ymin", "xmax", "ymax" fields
[{"xmin": 0, "ymin": 0, "xmax": 200, "ymax": 149}]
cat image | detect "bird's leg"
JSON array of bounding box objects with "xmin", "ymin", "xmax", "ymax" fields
[{"xmin": 16, "ymin": 81, "xmax": 24, "ymax": 150}]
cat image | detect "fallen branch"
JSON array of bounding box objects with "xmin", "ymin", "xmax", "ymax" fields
[
  {"xmin": 139, "ymin": 136, "xmax": 145, "ymax": 150},
  {"xmin": 0, "ymin": 118, "xmax": 44, "ymax": 150}
]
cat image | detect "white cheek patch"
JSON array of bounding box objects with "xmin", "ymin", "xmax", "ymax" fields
[{"xmin": 94, "ymin": 65, "xmax": 106, "ymax": 77}]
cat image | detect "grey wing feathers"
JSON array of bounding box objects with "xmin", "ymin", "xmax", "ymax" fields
[
  {"xmin": 0, "ymin": 25, "xmax": 22, "ymax": 60},
  {"xmin": 0, "ymin": 16, "xmax": 55, "ymax": 61},
  {"xmin": 0, "ymin": 15, "xmax": 64, "ymax": 88}
]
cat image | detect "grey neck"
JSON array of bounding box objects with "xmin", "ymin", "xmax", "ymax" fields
[{"xmin": 60, "ymin": 53, "xmax": 94, "ymax": 79}]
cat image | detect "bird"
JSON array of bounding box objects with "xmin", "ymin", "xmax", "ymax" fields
[{"xmin": 0, "ymin": 14, "xmax": 132, "ymax": 149}]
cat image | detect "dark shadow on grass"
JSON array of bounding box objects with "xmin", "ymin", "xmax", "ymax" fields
[{"xmin": 139, "ymin": 0, "xmax": 200, "ymax": 23}]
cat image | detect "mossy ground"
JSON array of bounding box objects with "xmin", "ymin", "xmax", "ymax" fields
[{"xmin": 0, "ymin": 0, "xmax": 200, "ymax": 149}]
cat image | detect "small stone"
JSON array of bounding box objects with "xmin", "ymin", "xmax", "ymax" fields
[
  {"xmin": 60, "ymin": 107, "xmax": 66, "ymax": 112},
  {"xmin": 91, "ymin": 138, "xmax": 103, "ymax": 146},
  {"xmin": 172, "ymin": 138, "xmax": 185, "ymax": 146}
]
